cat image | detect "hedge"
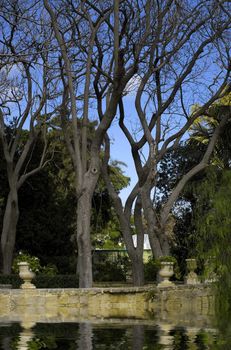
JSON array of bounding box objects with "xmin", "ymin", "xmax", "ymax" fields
[
  {"xmin": 0, "ymin": 274, "xmax": 79, "ymax": 289},
  {"xmin": 0, "ymin": 275, "xmax": 21, "ymax": 288}
]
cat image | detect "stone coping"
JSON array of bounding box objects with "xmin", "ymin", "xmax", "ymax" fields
[
  {"xmin": 0, "ymin": 284, "xmax": 12, "ymax": 289},
  {"xmin": 0, "ymin": 286, "xmax": 151, "ymax": 294},
  {"xmin": 0, "ymin": 283, "xmax": 210, "ymax": 293}
]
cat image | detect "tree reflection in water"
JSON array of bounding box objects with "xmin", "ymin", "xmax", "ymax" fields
[
  {"xmin": 1, "ymin": 337, "xmax": 11, "ymax": 350},
  {"xmin": 76, "ymin": 323, "xmax": 93, "ymax": 350},
  {"xmin": 132, "ymin": 325, "xmax": 144, "ymax": 350},
  {"xmin": 0, "ymin": 321, "xmax": 229, "ymax": 350}
]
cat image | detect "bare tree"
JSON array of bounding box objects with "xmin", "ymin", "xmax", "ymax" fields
[
  {"xmin": 43, "ymin": 0, "xmax": 170, "ymax": 287},
  {"xmin": 0, "ymin": 1, "xmax": 55, "ymax": 273},
  {"xmin": 102, "ymin": 0, "xmax": 231, "ymax": 283}
]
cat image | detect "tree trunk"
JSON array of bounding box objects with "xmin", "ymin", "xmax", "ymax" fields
[
  {"xmin": 1, "ymin": 189, "xmax": 19, "ymax": 274},
  {"xmin": 141, "ymin": 190, "xmax": 164, "ymax": 258},
  {"xmin": 76, "ymin": 190, "xmax": 93, "ymax": 288},
  {"xmin": 113, "ymin": 213, "xmax": 145, "ymax": 286},
  {"xmin": 160, "ymin": 233, "xmax": 170, "ymax": 256},
  {"xmin": 102, "ymin": 170, "xmax": 145, "ymax": 286},
  {"xmin": 130, "ymin": 195, "xmax": 145, "ymax": 286},
  {"xmin": 130, "ymin": 254, "xmax": 144, "ymax": 286}
]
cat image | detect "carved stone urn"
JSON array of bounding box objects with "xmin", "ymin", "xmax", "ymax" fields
[
  {"xmin": 185, "ymin": 258, "xmax": 199, "ymax": 285},
  {"xmin": 18, "ymin": 262, "xmax": 36, "ymax": 289},
  {"xmin": 158, "ymin": 262, "xmax": 174, "ymax": 287}
]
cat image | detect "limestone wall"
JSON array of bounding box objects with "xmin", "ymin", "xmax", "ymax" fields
[
  {"xmin": 0, "ymin": 284, "xmax": 215, "ymax": 326},
  {"xmin": 149, "ymin": 284, "xmax": 215, "ymax": 326}
]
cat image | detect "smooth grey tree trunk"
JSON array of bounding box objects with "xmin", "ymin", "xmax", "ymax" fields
[
  {"xmin": 76, "ymin": 192, "xmax": 93, "ymax": 288},
  {"xmin": 130, "ymin": 254, "xmax": 144, "ymax": 286},
  {"xmin": 76, "ymin": 163, "xmax": 100, "ymax": 288},
  {"xmin": 119, "ymin": 221, "xmax": 145, "ymax": 286},
  {"xmin": 141, "ymin": 189, "xmax": 165, "ymax": 258},
  {"xmin": 1, "ymin": 189, "xmax": 19, "ymax": 274}
]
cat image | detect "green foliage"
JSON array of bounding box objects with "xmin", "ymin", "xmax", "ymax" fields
[
  {"xmin": 4, "ymin": 130, "xmax": 75, "ymax": 273},
  {"xmin": 93, "ymin": 260, "xmax": 126, "ymax": 282},
  {"xmin": 0, "ymin": 274, "xmax": 21, "ymax": 288},
  {"xmin": 12, "ymin": 252, "xmax": 58, "ymax": 276},
  {"xmin": 144, "ymin": 257, "xmax": 159, "ymax": 282},
  {"xmin": 171, "ymin": 210, "xmax": 198, "ymax": 278},
  {"xmin": 195, "ymin": 169, "xmax": 230, "ymax": 257},
  {"xmin": 171, "ymin": 328, "xmax": 189, "ymax": 350},
  {"xmin": 158, "ymin": 89, "xmax": 231, "ymax": 279},
  {"xmin": 42, "ymin": 264, "xmax": 59, "ymax": 276},
  {"xmin": 194, "ymin": 169, "xmax": 231, "ymax": 314},
  {"xmin": 0, "ymin": 124, "xmax": 130, "ymax": 274},
  {"xmin": 12, "ymin": 252, "xmax": 42, "ymax": 274},
  {"xmin": 189, "ymin": 90, "xmax": 231, "ymax": 169},
  {"xmin": 170, "ymin": 98, "xmax": 231, "ymax": 331},
  {"xmin": 93, "ymin": 216, "xmax": 124, "ymax": 249},
  {"xmin": 157, "ymin": 142, "xmax": 205, "ymax": 205},
  {"xmin": 157, "ymin": 256, "xmax": 177, "ymax": 264},
  {"xmin": 12, "ymin": 129, "xmax": 129, "ymax": 273},
  {"xmin": 91, "ymin": 164, "xmax": 129, "ymax": 246},
  {"xmin": 157, "ymin": 141, "xmax": 206, "ymax": 278},
  {"xmin": 93, "ymin": 252, "xmax": 129, "ymax": 282},
  {"xmin": 28, "ymin": 336, "xmax": 57, "ymax": 350},
  {"xmin": 169, "ymin": 90, "xmax": 231, "ymax": 280},
  {"xmin": 108, "ymin": 160, "xmax": 130, "ymax": 192},
  {"xmin": 33, "ymin": 275, "xmax": 79, "ymax": 288},
  {"xmin": 195, "ymin": 330, "xmax": 217, "ymax": 348}
]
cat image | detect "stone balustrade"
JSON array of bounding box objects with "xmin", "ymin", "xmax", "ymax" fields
[
  {"xmin": 0, "ymin": 284, "xmax": 214, "ymax": 325},
  {"xmin": 0, "ymin": 257, "xmax": 217, "ymax": 327}
]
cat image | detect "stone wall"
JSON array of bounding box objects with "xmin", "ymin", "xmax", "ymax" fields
[
  {"xmin": 149, "ymin": 284, "xmax": 215, "ymax": 326},
  {"xmin": 0, "ymin": 284, "xmax": 215, "ymax": 326}
]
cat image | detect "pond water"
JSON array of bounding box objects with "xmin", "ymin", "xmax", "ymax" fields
[{"xmin": 0, "ymin": 320, "xmax": 229, "ymax": 350}]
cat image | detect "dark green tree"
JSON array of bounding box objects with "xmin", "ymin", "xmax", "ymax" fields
[
  {"xmin": 179, "ymin": 103, "xmax": 231, "ymax": 277},
  {"xmin": 6, "ymin": 129, "xmax": 130, "ymax": 273}
]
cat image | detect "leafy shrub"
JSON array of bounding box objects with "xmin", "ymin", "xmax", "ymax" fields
[
  {"xmin": 12, "ymin": 252, "xmax": 42, "ymax": 273},
  {"xmin": 41, "ymin": 264, "xmax": 59, "ymax": 276},
  {"xmin": 12, "ymin": 252, "xmax": 58, "ymax": 276},
  {"xmin": 144, "ymin": 257, "xmax": 159, "ymax": 282},
  {"xmin": 157, "ymin": 255, "xmax": 177, "ymax": 264},
  {"xmin": 93, "ymin": 261, "xmax": 126, "ymax": 282},
  {"xmin": 93, "ymin": 254, "xmax": 129, "ymax": 282}
]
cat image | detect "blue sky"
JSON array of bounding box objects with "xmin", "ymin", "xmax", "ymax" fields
[{"xmin": 109, "ymin": 121, "xmax": 137, "ymax": 204}]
